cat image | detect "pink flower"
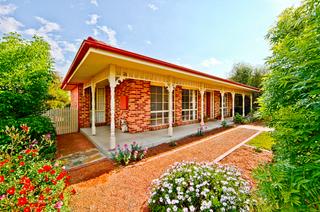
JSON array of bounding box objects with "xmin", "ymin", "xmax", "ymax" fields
[
  {"xmin": 132, "ymin": 141, "xmax": 136, "ymax": 145},
  {"xmin": 54, "ymin": 201, "xmax": 63, "ymax": 209},
  {"xmin": 124, "ymin": 144, "xmax": 128, "ymax": 149}
]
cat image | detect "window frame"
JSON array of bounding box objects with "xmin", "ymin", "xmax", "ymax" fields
[{"xmin": 182, "ymin": 89, "xmax": 198, "ymax": 121}]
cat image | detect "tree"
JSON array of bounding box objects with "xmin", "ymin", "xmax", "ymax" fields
[
  {"xmin": 47, "ymin": 72, "xmax": 70, "ymax": 109},
  {"xmin": 229, "ymin": 63, "xmax": 268, "ymax": 88},
  {"xmin": 0, "ymin": 33, "xmax": 54, "ymax": 118},
  {"xmin": 255, "ymin": 0, "xmax": 320, "ymax": 210}
]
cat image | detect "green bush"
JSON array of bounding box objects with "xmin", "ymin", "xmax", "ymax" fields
[
  {"xmin": 148, "ymin": 162, "xmax": 254, "ymax": 211},
  {"xmin": 256, "ymin": 0, "xmax": 320, "ymax": 209},
  {"xmin": 0, "ymin": 125, "xmax": 75, "ymax": 211},
  {"xmin": 233, "ymin": 113, "xmax": 244, "ymax": 124},
  {"xmin": 0, "ymin": 117, "xmax": 56, "ymax": 159},
  {"xmin": 111, "ymin": 142, "xmax": 148, "ymax": 165},
  {"xmin": 221, "ymin": 120, "xmax": 228, "ymax": 127},
  {"xmin": 0, "ymin": 150, "xmax": 74, "ymax": 211}
]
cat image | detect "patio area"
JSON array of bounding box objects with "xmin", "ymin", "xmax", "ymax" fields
[{"xmin": 80, "ymin": 118, "xmax": 233, "ymax": 155}]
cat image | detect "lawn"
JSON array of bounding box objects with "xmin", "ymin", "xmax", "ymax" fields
[{"xmin": 247, "ymin": 132, "xmax": 274, "ymax": 150}]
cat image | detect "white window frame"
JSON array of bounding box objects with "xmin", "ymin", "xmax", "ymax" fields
[
  {"xmin": 150, "ymin": 86, "xmax": 174, "ymax": 126},
  {"xmin": 182, "ymin": 89, "xmax": 198, "ymax": 121}
]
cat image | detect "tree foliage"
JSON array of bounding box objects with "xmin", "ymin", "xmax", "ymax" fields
[
  {"xmin": 255, "ymin": 0, "xmax": 320, "ymax": 210},
  {"xmin": 47, "ymin": 72, "xmax": 70, "ymax": 109},
  {"xmin": 0, "ymin": 33, "xmax": 54, "ymax": 118},
  {"xmin": 229, "ymin": 63, "xmax": 268, "ymax": 88}
]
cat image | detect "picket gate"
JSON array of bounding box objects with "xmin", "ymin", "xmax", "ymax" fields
[{"xmin": 44, "ymin": 108, "xmax": 78, "ymax": 135}]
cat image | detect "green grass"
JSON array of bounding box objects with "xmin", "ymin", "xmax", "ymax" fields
[{"xmin": 247, "ymin": 132, "xmax": 275, "ymax": 150}]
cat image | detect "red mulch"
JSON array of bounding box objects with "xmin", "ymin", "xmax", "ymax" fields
[{"xmin": 220, "ymin": 145, "xmax": 272, "ymax": 187}]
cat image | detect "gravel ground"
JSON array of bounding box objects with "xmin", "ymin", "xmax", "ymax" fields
[
  {"xmin": 220, "ymin": 145, "xmax": 272, "ymax": 187},
  {"xmin": 70, "ymin": 127, "xmax": 258, "ymax": 212}
]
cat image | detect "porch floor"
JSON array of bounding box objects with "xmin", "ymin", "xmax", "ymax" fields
[{"xmin": 81, "ymin": 118, "xmax": 233, "ymax": 155}]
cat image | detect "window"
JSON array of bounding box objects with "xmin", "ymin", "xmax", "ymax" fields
[
  {"xmin": 150, "ymin": 86, "xmax": 174, "ymax": 126},
  {"xmin": 182, "ymin": 89, "xmax": 198, "ymax": 121},
  {"xmin": 220, "ymin": 93, "xmax": 228, "ymax": 116},
  {"xmin": 90, "ymin": 87, "xmax": 106, "ymax": 123}
]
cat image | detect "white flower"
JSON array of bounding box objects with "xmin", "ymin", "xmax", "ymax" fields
[
  {"xmin": 173, "ymin": 205, "xmax": 178, "ymax": 211},
  {"xmin": 189, "ymin": 205, "xmax": 196, "ymax": 212},
  {"xmin": 183, "ymin": 208, "xmax": 189, "ymax": 212}
]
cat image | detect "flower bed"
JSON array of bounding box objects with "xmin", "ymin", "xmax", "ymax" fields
[
  {"xmin": 0, "ymin": 125, "xmax": 75, "ymax": 211},
  {"xmin": 148, "ymin": 161, "xmax": 254, "ymax": 211},
  {"xmin": 111, "ymin": 142, "xmax": 147, "ymax": 166}
]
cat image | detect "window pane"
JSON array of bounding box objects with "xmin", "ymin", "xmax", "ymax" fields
[{"xmin": 151, "ymin": 103, "xmax": 156, "ymax": 111}]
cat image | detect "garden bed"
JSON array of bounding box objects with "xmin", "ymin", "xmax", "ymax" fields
[
  {"xmin": 67, "ymin": 126, "xmax": 233, "ymax": 184},
  {"xmin": 220, "ymin": 145, "xmax": 272, "ymax": 187}
]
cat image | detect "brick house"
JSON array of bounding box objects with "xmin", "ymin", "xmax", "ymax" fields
[{"xmin": 62, "ymin": 37, "xmax": 259, "ymax": 149}]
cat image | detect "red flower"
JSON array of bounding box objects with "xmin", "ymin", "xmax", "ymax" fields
[
  {"xmin": 38, "ymin": 169, "xmax": 44, "ymax": 174},
  {"xmin": 38, "ymin": 194, "xmax": 45, "ymax": 201},
  {"xmin": 24, "ymin": 207, "xmax": 31, "ymax": 212},
  {"xmin": 59, "ymin": 193, "xmax": 64, "ymax": 200},
  {"xmin": 10, "ymin": 169, "xmax": 14, "ymax": 173},
  {"xmin": 71, "ymin": 188, "xmax": 76, "ymax": 195},
  {"xmin": 42, "ymin": 165, "xmax": 52, "ymax": 172},
  {"xmin": 50, "ymin": 170, "xmax": 56, "ymax": 175},
  {"xmin": 44, "ymin": 176, "xmax": 49, "ymax": 182},
  {"xmin": 25, "ymin": 149, "xmax": 31, "ymax": 154},
  {"xmin": 17, "ymin": 197, "xmax": 28, "ymax": 206},
  {"xmin": 51, "ymin": 180, "xmax": 57, "ymax": 185},
  {"xmin": 20, "ymin": 125, "xmax": 30, "ymax": 133},
  {"xmin": 19, "ymin": 188, "xmax": 27, "ymax": 195},
  {"xmin": 45, "ymin": 187, "xmax": 51, "ymax": 193},
  {"xmin": 20, "ymin": 176, "xmax": 31, "ymax": 185},
  {"xmin": 18, "ymin": 155, "xmax": 23, "ymax": 159},
  {"xmin": 7, "ymin": 187, "xmax": 15, "ymax": 195},
  {"xmin": 32, "ymin": 149, "xmax": 38, "ymax": 153},
  {"xmin": 29, "ymin": 185, "xmax": 35, "ymax": 191},
  {"xmin": 56, "ymin": 171, "xmax": 67, "ymax": 181},
  {"xmin": 0, "ymin": 176, "xmax": 4, "ymax": 183},
  {"xmin": 20, "ymin": 161, "xmax": 25, "ymax": 166}
]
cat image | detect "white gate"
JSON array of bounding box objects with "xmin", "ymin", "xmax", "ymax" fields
[{"xmin": 44, "ymin": 108, "xmax": 78, "ymax": 135}]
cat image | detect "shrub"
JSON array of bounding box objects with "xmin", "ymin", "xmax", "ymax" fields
[
  {"xmin": 0, "ymin": 120, "xmax": 56, "ymax": 159},
  {"xmin": 0, "ymin": 149, "xmax": 74, "ymax": 211},
  {"xmin": 111, "ymin": 142, "xmax": 148, "ymax": 165},
  {"xmin": 221, "ymin": 120, "xmax": 228, "ymax": 128},
  {"xmin": 169, "ymin": 141, "xmax": 177, "ymax": 147},
  {"xmin": 148, "ymin": 161, "xmax": 254, "ymax": 211},
  {"xmin": 233, "ymin": 113, "xmax": 244, "ymax": 124}
]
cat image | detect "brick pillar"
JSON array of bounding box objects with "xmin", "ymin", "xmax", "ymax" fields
[
  {"xmin": 78, "ymin": 84, "xmax": 90, "ymax": 129},
  {"xmin": 214, "ymin": 91, "xmax": 221, "ymax": 119},
  {"xmin": 174, "ymin": 86, "xmax": 182, "ymax": 126}
]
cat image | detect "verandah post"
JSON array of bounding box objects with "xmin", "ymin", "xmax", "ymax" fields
[
  {"xmin": 220, "ymin": 91, "xmax": 225, "ymax": 121},
  {"xmin": 232, "ymin": 92, "xmax": 235, "ymax": 118},
  {"xmin": 91, "ymin": 82, "xmax": 96, "ymax": 135},
  {"xmin": 166, "ymin": 83, "xmax": 175, "ymax": 137},
  {"xmin": 109, "ymin": 65, "xmax": 117, "ymax": 149},
  {"xmin": 242, "ymin": 94, "xmax": 245, "ymax": 117}
]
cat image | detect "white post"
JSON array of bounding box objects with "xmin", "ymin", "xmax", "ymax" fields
[
  {"xmin": 242, "ymin": 94, "xmax": 245, "ymax": 117},
  {"xmin": 109, "ymin": 65, "xmax": 116, "ymax": 149},
  {"xmin": 200, "ymin": 89, "xmax": 205, "ymax": 125},
  {"xmin": 212, "ymin": 91, "xmax": 215, "ymax": 119},
  {"xmin": 232, "ymin": 92, "xmax": 235, "ymax": 118},
  {"xmin": 91, "ymin": 82, "xmax": 96, "ymax": 135},
  {"xmin": 192, "ymin": 90, "xmax": 196, "ymax": 120},
  {"xmin": 250, "ymin": 94, "xmax": 253, "ymax": 112},
  {"xmin": 220, "ymin": 91, "xmax": 225, "ymax": 121},
  {"xmin": 167, "ymin": 84, "xmax": 174, "ymax": 136}
]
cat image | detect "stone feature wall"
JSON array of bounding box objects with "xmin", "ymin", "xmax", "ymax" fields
[
  {"xmin": 214, "ymin": 91, "xmax": 221, "ymax": 119},
  {"xmin": 115, "ymin": 79, "xmax": 151, "ymax": 133},
  {"xmin": 77, "ymin": 84, "xmax": 90, "ymax": 129}
]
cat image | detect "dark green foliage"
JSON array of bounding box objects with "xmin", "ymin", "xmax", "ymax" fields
[
  {"xmin": 229, "ymin": 63, "xmax": 268, "ymax": 88},
  {"xmin": 255, "ymin": 0, "xmax": 320, "ymax": 210},
  {"xmin": 233, "ymin": 113, "xmax": 245, "ymax": 124},
  {"xmin": 0, "ymin": 33, "xmax": 53, "ymax": 118},
  {"xmin": 0, "ymin": 116, "xmax": 56, "ymax": 159}
]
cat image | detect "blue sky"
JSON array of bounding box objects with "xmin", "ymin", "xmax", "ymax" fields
[{"xmin": 0, "ymin": 0, "xmax": 300, "ymax": 78}]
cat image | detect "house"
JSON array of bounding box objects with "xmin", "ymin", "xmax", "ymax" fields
[{"xmin": 61, "ymin": 37, "xmax": 259, "ymax": 150}]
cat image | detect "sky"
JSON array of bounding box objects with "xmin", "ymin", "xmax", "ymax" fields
[{"xmin": 0, "ymin": 0, "xmax": 301, "ymax": 78}]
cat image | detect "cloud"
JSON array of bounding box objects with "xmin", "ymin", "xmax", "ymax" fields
[
  {"xmin": 127, "ymin": 24, "xmax": 133, "ymax": 31},
  {"xmin": 93, "ymin": 28, "xmax": 99, "ymax": 36},
  {"xmin": 60, "ymin": 41, "xmax": 77, "ymax": 53},
  {"xmin": 85, "ymin": 14, "xmax": 99, "ymax": 25},
  {"xmin": 0, "ymin": 3, "xmax": 16, "ymax": 15},
  {"xmin": 145, "ymin": 40, "xmax": 152, "ymax": 45},
  {"xmin": 97, "ymin": 25, "xmax": 117, "ymax": 46},
  {"xmin": 201, "ymin": 57, "xmax": 222, "ymax": 68},
  {"xmin": 0, "ymin": 16, "xmax": 23, "ymax": 33},
  {"xmin": 90, "ymin": 0, "xmax": 98, "ymax": 6},
  {"xmin": 148, "ymin": 3, "xmax": 158, "ymax": 11},
  {"xmin": 0, "ymin": 3, "xmax": 23, "ymax": 33}
]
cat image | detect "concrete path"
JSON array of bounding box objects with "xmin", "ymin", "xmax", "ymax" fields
[{"xmin": 70, "ymin": 126, "xmax": 262, "ymax": 212}]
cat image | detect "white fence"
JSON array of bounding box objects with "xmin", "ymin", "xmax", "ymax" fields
[{"xmin": 44, "ymin": 108, "xmax": 78, "ymax": 135}]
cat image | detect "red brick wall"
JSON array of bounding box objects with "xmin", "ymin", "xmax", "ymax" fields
[
  {"xmin": 77, "ymin": 84, "xmax": 90, "ymax": 128},
  {"xmin": 115, "ymin": 79, "xmax": 151, "ymax": 133},
  {"xmin": 226, "ymin": 93, "xmax": 232, "ymax": 117},
  {"xmin": 214, "ymin": 91, "xmax": 221, "ymax": 119},
  {"xmin": 70, "ymin": 87, "xmax": 78, "ymax": 109},
  {"xmin": 174, "ymin": 86, "xmax": 182, "ymax": 126}
]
